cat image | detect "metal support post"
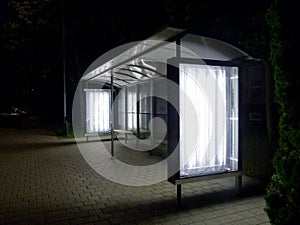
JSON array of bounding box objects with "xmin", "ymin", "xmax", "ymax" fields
[
  {"xmin": 61, "ymin": 0, "xmax": 68, "ymax": 137},
  {"xmin": 136, "ymin": 85, "xmax": 140, "ymax": 146},
  {"xmin": 111, "ymin": 70, "xmax": 114, "ymax": 157},
  {"xmin": 125, "ymin": 86, "xmax": 128, "ymax": 143}
]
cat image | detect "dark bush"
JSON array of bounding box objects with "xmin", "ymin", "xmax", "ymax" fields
[{"xmin": 264, "ymin": 0, "xmax": 300, "ymax": 224}]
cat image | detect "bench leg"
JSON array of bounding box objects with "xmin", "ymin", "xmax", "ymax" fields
[
  {"xmin": 177, "ymin": 184, "xmax": 182, "ymax": 207},
  {"xmin": 235, "ymin": 175, "xmax": 242, "ymax": 195}
]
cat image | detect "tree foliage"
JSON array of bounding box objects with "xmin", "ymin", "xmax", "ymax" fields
[
  {"xmin": 1, "ymin": 0, "xmax": 61, "ymax": 114},
  {"xmin": 1, "ymin": 0, "xmax": 169, "ymax": 118},
  {"xmin": 0, "ymin": 0, "xmax": 278, "ymax": 124},
  {"xmin": 264, "ymin": 0, "xmax": 300, "ymax": 224}
]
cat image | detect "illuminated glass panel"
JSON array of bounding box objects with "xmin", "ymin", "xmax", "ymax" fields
[
  {"xmin": 116, "ymin": 89, "xmax": 126, "ymax": 131},
  {"xmin": 139, "ymin": 82, "xmax": 151, "ymax": 132},
  {"xmin": 127, "ymin": 85, "xmax": 137, "ymax": 131},
  {"xmin": 179, "ymin": 64, "xmax": 238, "ymax": 177},
  {"xmin": 85, "ymin": 89, "xmax": 110, "ymax": 134},
  {"xmin": 152, "ymin": 78, "xmax": 167, "ymax": 143}
]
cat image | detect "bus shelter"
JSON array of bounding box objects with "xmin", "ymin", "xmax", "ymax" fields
[{"xmin": 74, "ymin": 27, "xmax": 262, "ymax": 204}]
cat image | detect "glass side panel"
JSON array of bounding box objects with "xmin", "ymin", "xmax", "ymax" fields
[
  {"xmin": 179, "ymin": 64, "xmax": 238, "ymax": 177},
  {"xmin": 116, "ymin": 88, "xmax": 126, "ymax": 131},
  {"xmin": 127, "ymin": 85, "xmax": 137, "ymax": 131},
  {"xmin": 114, "ymin": 78, "xmax": 168, "ymax": 152},
  {"xmin": 139, "ymin": 82, "xmax": 151, "ymax": 133},
  {"xmin": 152, "ymin": 78, "xmax": 168, "ymax": 150}
]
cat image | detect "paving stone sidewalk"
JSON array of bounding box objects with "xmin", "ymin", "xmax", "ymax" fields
[{"xmin": 0, "ymin": 127, "xmax": 270, "ymax": 225}]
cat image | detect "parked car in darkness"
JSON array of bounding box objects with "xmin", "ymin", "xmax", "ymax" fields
[{"xmin": 0, "ymin": 106, "xmax": 31, "ymax": 127}]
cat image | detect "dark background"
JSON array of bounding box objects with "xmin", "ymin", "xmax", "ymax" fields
[{"xmin": 0, "ymin": 0, "xmax": 272, "ymax": 122}]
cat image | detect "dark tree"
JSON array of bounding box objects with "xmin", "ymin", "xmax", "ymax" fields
[
  {"xmin": 264, "ymin": 0, "xmax": 300, "ymax": 224},
  {"xmin": 1, "ymin": 0, "xmax": 62, "ymax": 117}
]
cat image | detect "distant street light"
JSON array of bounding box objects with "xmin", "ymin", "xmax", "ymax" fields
[{"xmin": 62, "ymin": 0, "xmax": 68, "ymax": 136}]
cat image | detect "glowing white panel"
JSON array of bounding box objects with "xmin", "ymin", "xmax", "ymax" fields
[
  {"xmin": 127, "ymin": 86, "xmax": 137, "ymax": 131},
  {"xmin": 179, "ymin": 64, "xmax": 238, "ymax": 177},
  {"xmin": 85, "ymin": 90, "xmax": 110, "ymax": 134},
  {"xmin": 116, "ymin": 89, "xmax": 126, "ymax": 130}
]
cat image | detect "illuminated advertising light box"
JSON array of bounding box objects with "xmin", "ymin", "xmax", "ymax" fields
[
  {"xmin": 167, "ymin": 58, "xmax": 241, "ymax": 186},
  {"xmin": 85, "ymin": 89, "xmax": 111, "ymax": 134}
]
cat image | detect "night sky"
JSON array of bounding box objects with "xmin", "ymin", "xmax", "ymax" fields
[{"xmin": 0, "ymin": 0, "xmax": 272, "ymax": 121}]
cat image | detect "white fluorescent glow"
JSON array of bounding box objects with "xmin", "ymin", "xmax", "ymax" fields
[
  {"xmin": 179, "ymin": 64, "xmax": 238, "ymax": 177},
  {"xmin": 85, "ymin": 90, "xmax": 110, "ymax": 133}
]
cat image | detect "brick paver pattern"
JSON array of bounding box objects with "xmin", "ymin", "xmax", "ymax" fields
[{"xmin": 0, "ymin": 128, "xmax": 270, "ymax": 224}]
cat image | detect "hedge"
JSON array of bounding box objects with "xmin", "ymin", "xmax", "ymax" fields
[{"xmin": 264, "ymin": 0, "xmax": 300, "ymax": 224}]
